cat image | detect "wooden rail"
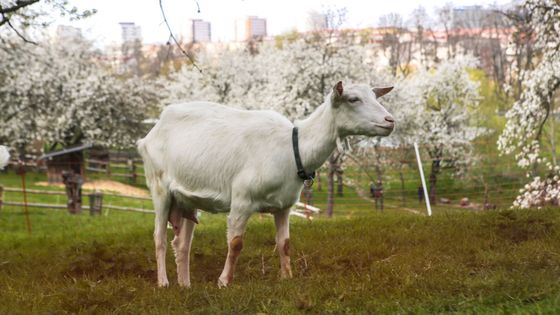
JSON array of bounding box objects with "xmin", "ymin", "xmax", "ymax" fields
[
  {"xmin": 1, "ymin": 186, "xmax": 318, "ymax": 218},
  {"xmin": 1, "ymin": 185, "xmax": 153, "ymax": 214},
  {"xmin": 5, "ymin": 158, "xmax": 145, "ymax": 184},
  {"xmin": 86, "ymin": 167, "xmax": 107, "ymax": 173},
  {"xmin": 103, "ymin": 204, "xmax": 153, "ymax": 213},
  {"xmin": 86, "ymin": 158, "xmax": 110, "ymax": 165},
  {"xmin": 3, "ymin": 201, "xmax": 74, "ymax": 210},
  {"xmin": 3, "ymin": 186, "xmax": 151, "ymax": 199},
  {"xmin": 84, "ymin": 158, "xmax": 145, "ymax": 183},
  {"xmin": 3, "ymin": 200, "xmax": 153, "ymax": 214},
  {"xmin": 102, "ymin": 193, "xmax": 151, "ymax": 200},
  {"xmin": 4, "ymin": 187, "xmax": 66, "ymax": 195}
]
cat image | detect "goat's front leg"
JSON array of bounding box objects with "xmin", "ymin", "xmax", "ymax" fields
[
  {"xmin": 153, "ymin": 193, "xmax": 171, "ymax": 287},
  {"xmin": 171, "ymin": 216, "xmax": 196, "ymax": 287},
  {"xmin": 218, "ymin": 211, "xmax": 251, "ymax": 287},
  {"xmin": 274, "ymin": 209, "xmax": 292, "ymax": 278}
]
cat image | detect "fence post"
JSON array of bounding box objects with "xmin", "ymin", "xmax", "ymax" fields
[
  {"xmin": 62, "ymin": 171, "xmax": 83, "ymax": 214},
  {"xmin": 89, "ymin": 192, "xmax": 103, "ymax": 215},
  {"xmin": 106, "ymin": 159, "xmax": 111, "ymax": 176},
  {"xmin": 17, "ymin": 163, "xmax": 32, "ymax": 233},
  {"xmin": 128, "ymin": 159, "xmax": 137, "ymax": 184}
]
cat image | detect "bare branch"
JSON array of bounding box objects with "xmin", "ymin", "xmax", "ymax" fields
[
  {"xmin": 0, "ymin": 0, "xmax": 40, "ymax": 15},
  {"xmin": 1, "ymin": 12, "xmax": 37, "ymax": 44},
  {"xmin": 158, "ymin": 0, "xmax": 201, "ymax": 73}
]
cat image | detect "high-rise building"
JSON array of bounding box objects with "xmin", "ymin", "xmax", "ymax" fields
[
  {"xmin": 305, "ymin": 11, "xmax": 328, "ymax": 32},
  {"xmin": 119, "ymin": 22, "xmax": 142, "ymax": 43},
  {"xmin": 235, "ymin": 16, "xmax": 267, "ymax": 41},
  {"xmin": 188, "ymin": 19, "xmax": 211, "ymax": 43},
  {"xmin": 55, "ymin": 25, "xmax": 83, "ymax": 41}
]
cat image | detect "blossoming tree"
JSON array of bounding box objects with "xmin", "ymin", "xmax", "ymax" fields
[
  {"xmin": 391, "ymin": 56, "xmax": 482, "ymax": 203},
  {"xmin": 498, "ymin": 0, "xmax": 560, "ymax": 208},
  {"xmin": 0, "ymin": 38, "xmax": 158, "ymax": 154}
]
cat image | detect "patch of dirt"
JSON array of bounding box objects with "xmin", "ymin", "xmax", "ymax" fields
[
  {"xmin": 64, "ymin": 242, "xmax": 156, "ymax": 281},
  {"xmin": 36, "ymin": 180, "xmax": 149, "ymax": 197},
  {"xmin": 492, "ymin": 211, "xmax": 555, "ymax": 244}
]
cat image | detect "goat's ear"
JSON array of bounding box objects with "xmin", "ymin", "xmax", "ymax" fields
[
  {"xmin": 334, "ymin": 81, "xmax": 343, "ymax": 97},
  {"xmin": 373, "ymin": 86, "xmax": 393, "ymax": 98},
  {"xmin": 331, "ymin": 81, "xmax": 344, "ymax": 106}
]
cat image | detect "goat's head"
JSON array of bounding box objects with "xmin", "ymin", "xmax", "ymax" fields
[{"xmin": 329, "ymin": 81, "xmax": 395, "ymax": 137}]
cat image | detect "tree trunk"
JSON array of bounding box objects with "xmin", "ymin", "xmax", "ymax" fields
[
  {"xmin": 429, "ymin": 172, "xmax": 437, "ymax": 205},
  {"xmin": 327, "ymin": 154, "xmax": 336, "ymax": 218},
  {"xmin": 303, "ymin": 185, "xmax": 313, "ymax": 206},
  {"xmin": 336, "ymin": 168, "xmax": 343, "ymax": 197},
  {"xmin": 429, "ymin": 159, "xmax": 440, "ymax": 204},
  {"xmin": 316, "ymin": 170, "xmax": 322, "ymax": 191}
]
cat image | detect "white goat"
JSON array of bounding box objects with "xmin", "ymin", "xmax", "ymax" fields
[{"xmin": 137, "ymin": 81, "xmax": 395, "ymax": 288}]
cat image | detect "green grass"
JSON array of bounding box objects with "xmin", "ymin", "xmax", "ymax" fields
[
  {"xmin": 2, "ymin": 169, "xmax": 560, "ymax": 314},
  {"xmin": 2, "ymin": 199, "xmax": 560, "ymax": 314}
]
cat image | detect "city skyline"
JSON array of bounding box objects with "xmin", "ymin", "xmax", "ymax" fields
[{"xmin": 61, "ymin": 0, "xmax": 513, "ymax": 46}]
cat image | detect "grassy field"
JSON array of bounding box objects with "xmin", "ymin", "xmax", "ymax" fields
[{"xmin": 2, "ymin": 186, "xmax": 560, "ymax": 314}]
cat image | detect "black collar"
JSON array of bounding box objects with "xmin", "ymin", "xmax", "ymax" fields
[{"xmin": 292, "ymin": 127, "xmax": 316, "ymax": 182}]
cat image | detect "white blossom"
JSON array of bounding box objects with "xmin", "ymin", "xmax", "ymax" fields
[
  {"xmin": 512, "ymin": 164, "xmax": 560, "ymax": 209},
  {"xmin": 390, "ymin": 56, "xmax": 482, "ymax": 175},
  {"xmin": 498, "ymin": 0, "xmax": 560, "ymax": 208},
  {"xmin": 164, "ymin": 38, "xmax": 380, "ymax": 121},
  {"xmin": 0, "ymin": 37, "xmax": 159, "ymax": 150}
]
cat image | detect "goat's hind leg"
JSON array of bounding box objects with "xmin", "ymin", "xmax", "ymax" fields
[
  {"xmin": 152, "ymin": 188, "xmax": 171, "ymax": 287},
  {"xmin": 171, "ymin": 209, "xmax": 196, "ymax": 288}
]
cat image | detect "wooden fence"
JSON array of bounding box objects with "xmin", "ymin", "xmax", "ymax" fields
[
  {"xmin": 0, "ymin": 149, "xmax": 320, "ymax": 219},
  {"xmin": 7, "ymin": 154, "xmax": 146, "ymax": 184},
  {"xmin": 0, "ymin": 186, "xmax": 153, "ymax": 214},
  {"xmin": 0, "ymin": 185, "xmax": 321, "ymax": 219},
  {"xmin": 85, "ymin": 158, "xmax": 145, "ymax": 184}
]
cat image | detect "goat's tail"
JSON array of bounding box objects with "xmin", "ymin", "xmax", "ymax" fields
[
  {"xmin": 137, "ymin": 138, "xmax": 155, "ymax": 190},
  {"xmin": 136, "ymin": 138, "xmax": 147, "ymax": 156}
]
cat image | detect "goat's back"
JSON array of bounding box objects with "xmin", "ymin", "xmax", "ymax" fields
[{"xmin": 138, "ymin": 102, "xmax": 298, "ymax": 211}]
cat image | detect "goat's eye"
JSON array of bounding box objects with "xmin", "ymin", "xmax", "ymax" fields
[{"xmin": 348, "ymin": 97, "xmax": 360, "ymax": 103}]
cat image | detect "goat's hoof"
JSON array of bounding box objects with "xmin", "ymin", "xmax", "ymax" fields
[
  {"xmin": 217, "ymin": 278, "xmax": 229, "ymax": 288},
  {"xmin": 178, "ymin": 281, "xmax": 191, "ymax": 288},
  {"xmin": 158, "ymin": 279, "xmax": 170, "ymax": 288},
  {"xmin": 280, "ymin": 269, "xmax": 293, "ymax": 279}
]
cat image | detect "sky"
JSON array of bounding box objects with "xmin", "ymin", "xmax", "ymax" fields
[{"xmin": 62, "ymin": 0, "xmax": 512, "ymax": 46}]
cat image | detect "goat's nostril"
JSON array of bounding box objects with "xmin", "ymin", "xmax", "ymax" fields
[{"xmin": 384, "ymin": 116, "xmax": 395, "ymax": 123}]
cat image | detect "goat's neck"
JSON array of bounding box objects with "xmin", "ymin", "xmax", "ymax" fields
[{"xmin": 295, "ymin": 103, "xmax": 338, "ymax": 172}]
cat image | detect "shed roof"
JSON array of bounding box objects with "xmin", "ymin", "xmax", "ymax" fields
[{"xmin": 38, "ymin": 143, "xmax": 94, "ymax": 160}]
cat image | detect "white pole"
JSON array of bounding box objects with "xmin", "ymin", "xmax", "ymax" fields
[{"xmin": 414, "ymin": 142, "xmax": 432, "ymax": 216}]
